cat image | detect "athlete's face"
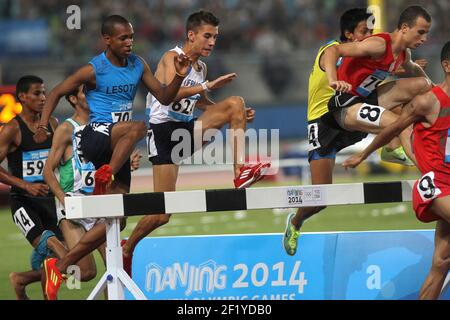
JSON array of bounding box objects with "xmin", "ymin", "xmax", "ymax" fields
[
  {"xmin": 105, "ymin": 23, "xmax": 134, "ymax": 58},
  {"xmin": 19, "ymin": 83, "xmax": 45, "ymax": 113},
  {"xmin": 189, "ymin": 23, "xmax": 219, "ymax": 57},
  {"xmin": 348, "ymin": 21, "xmax": 373, "ymax": 42},
  {"xmin": 401, "ymin": 16, "xmax": 431, "ymax": 49},
  {"xmin": 72, "ymin": 85, "xmax": 88, "ymax": 111}
]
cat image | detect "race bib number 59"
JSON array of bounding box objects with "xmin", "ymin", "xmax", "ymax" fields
[{"xmin": 22, "ymin": 149, "xmax": 49, "ymax": 182}]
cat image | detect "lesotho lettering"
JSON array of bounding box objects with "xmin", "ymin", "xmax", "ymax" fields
[
  {"xmin": 145, "ymin": 260, "xmax": 307, "ymax": 298},
  {"xmin": 105, "ymin": 84, "xmax": 137, "ymax": 94}
]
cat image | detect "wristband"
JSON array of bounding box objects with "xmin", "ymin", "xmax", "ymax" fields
[
  {"xmin": 201, "ymin": 81, "xmax": 210, "ymax": 92},
  {"xmin": 38, "ymin": 125, "xmax": 50, "ymax": 132}
]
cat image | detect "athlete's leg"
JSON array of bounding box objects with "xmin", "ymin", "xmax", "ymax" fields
[
  {"xmin": 377, "ymin": 77, "xmax": 432, "ymax": 110},
  {"xmin": 197, "ymin": 96, "xmax": 246, "ymax": 177},
  {"xmin": 419, "ymin": 218, "xmax": 450, "ymax": 300},
  {"xmin": 284, "ymin": 152, "xmax": 336, "ymax": 255},
  {"xmin": 341, "ymin": 102, "xmax": 415, "ymax": 162},
  {"xmin": 9, "ymin": 270, "xmax": 41, "ymax": 300},
  {"xmin": 342, "ymin": 102, "xmax": 399, "ymax": 133},
  {"xmin": 53, "ymin": 222, "xmax": 108, "ymax": 273},
  {"xmin": 122, "ymin": 164, "xmax": 178, "ymax": 258},
  {"xmin": 430, "ymin": 196, "xmax": 450, "ymax": 225},
  {"xmin": 59, "ymin": 219, "xmax": 97, "ymax": 281},
  {"xmin": 31, "ymin": 233, "xmax": 67, "ymax": 260},
  {"xmin": 109, "ymin": 121, "xmax": 147, "ymax": 175},
  {"xmin": 291, "ymin": 157, "xmax": 335, "ymax": 228}
]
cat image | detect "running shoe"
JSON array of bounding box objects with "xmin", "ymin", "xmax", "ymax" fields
[
  {"xmin": 93, "ymin": 164, "xmax": 114, "ymax": 195},
  {"xmin": 283, "ymin": 213, "xmax": 301, "ymax": 256},
  {"xmin": 234, "ymin": 162, "xmax": 271, "ymax": 189}
]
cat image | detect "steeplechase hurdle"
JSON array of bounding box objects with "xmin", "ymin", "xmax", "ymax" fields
[{"xmin": 65, "ymin": 180, "xmax": 417, "ymax": 300}]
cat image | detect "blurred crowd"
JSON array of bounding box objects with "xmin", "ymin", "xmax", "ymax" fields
[{"xmin": 1, "ymin": 0, "xmax": 449, "ymax": 62}]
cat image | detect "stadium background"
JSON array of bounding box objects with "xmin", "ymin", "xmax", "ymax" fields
[{"xmin": 0, "ymin": 0, "xmax": 448, "ymax": 299}]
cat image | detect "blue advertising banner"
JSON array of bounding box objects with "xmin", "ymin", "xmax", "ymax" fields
[
  {"xmin": 128, "ymin": 231, "xmax": 449, "ymax": 300},
  {"xmin": 0, "ymin": 20, "xmax": 49, "ymax": 56}
]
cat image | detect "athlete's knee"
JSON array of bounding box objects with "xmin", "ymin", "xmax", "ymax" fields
[
  {"xmin": 226, "ymin": 96, "xmax": 245, "ymax": 118},
  {"xmin": 130, "ymin": 121, "xmax": 147, "ymax": 140},
  {"xmin": 409, "ymin": 77, "xmax": 432, "ymax": 95},
  {"xmin": 431, "ymin": 254, "xmax": 450, "ymax": 274},
  {"xmin": 79, "ymin": 266, "xmax": 97, "ymax": 282}
]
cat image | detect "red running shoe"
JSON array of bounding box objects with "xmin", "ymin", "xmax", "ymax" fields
[
  {"xmin": 93, "ymin": 164, "xmax": 113, "ymax": 195},
  {"xmin": 234, "ymin": 162, "xmax": 271, "ymax": 189},
  {"xmin": 43, "ymin": 258, "xmax": 64, "ymax": 300},
  {"xmin": 121, "ymin": 239, "xmax": 132, "ymax": 278}
]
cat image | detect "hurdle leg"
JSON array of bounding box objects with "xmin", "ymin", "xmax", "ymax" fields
[
  {"xmin": 117, "ymin": 269, "xmax": 147, "ymax": 300},
  {"xmin": 87, "ymin": 218, "xmax": 147, "ymax": 300},
  {"xmin": 87, "ymin": 272, "xmax": 108, "ymax": 300}
]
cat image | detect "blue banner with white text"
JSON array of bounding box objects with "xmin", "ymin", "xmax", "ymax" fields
[{"xmin": 128, "ymin": 231, "xmax": 449, "ymax": 300}]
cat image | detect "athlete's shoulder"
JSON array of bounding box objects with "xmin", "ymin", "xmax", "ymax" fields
[
  {"xmin": 365, "ymin": 33, "xmax": 389, "ymax": 47},
  {"xmin": 89, "ymin": 52, "xmax": 109, "ymax": 74},
  {"xmin": 52, "ymin": 120, "xmax": 73, "ymax": 141},
  {"xmin": 163, "ymin": 49, "xmax": 179, "ymax": 60},
  {"xmin": 89, "ymin": 52, "xmax": 105, "ymax": 63},
  {"xmin": 0, "ymin": 117, "xmax": 20, "ymax": 137},
  {"xmin": 317, "ymin": 40, "xmax": 339, "ymax": 53},
  {"xmin": 412, "ymin": 89, "xmax": 437, "ymax": 115},
  {"xmin": 129, "ymin": 54, "xmax": 145, "ymax": 68}
]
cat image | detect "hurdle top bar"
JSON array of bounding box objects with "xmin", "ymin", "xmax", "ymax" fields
[{"xmin": 65, "ymin": 180, "xmax": 415, "ymax": 220}]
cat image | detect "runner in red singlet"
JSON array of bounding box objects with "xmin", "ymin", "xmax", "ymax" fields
[
  {"xmin": 343, "ymin": 41, "xmax": 450, "ymax": 300},
  {"xmin": 319, "ymin": 6, "xmax": 433, "ymax": 162}
]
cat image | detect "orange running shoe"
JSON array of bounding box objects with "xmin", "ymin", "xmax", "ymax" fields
[
  {"xmin": 93, "ymin": 164, "xmax": 114, "ymax": 195},
  {"xmin": 121, "ymin": 239, "xmax": 133, "ymax": 278},
  {"xmin": 43, "ymin": 258, "xmax": 64, "ymax": 300},
  {"xmin": 234, "ymin": 162, "xmax": 271, "ymax": 189}
]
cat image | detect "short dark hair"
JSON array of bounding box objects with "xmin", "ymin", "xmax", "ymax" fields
[
  {"xmin": 340, "ymin": 8, "xmax": 373, "ymax": 42},
  {"xmin": 186, "ymin": 10, "xmax": 219, "ymax": 35},
  {"xmin": 64, "ymin": 86, "xmax": 82, "ymax": 108},
  {"xmin": 441, "ymin": 41, "xmax": 450, "ymax": 62},
  {"xmin": 16, "ymin": 75, "xmax": 43, "ymax": 102},
  {"xmin": 101, "ymin": 15, "xmax": 130, "ymax": 36},
  {"xmin": 397, "ymin": 6, "xmax": 431, "ymax": 29}
]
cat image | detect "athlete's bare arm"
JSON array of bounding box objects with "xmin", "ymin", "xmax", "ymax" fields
[
  {"xmin": 139, "ymin": 54, "xmax": 190, "ymax": 105},
  {"xmin": 323, "ymin": 36, "xmax": 386, "ymax": 92},
  {"xmin": 343, "ymin": 91, "xmax": 437, "ymax": 168},
  {"xmin": 401, "ymin": 49, "xmax": 431, "ymax": 80},
  {"xmin": 35, "ymin": 65, "xmax": 95, "ymax": 142},
  {"xmin": 43, "ymin": 122, "xmax": 73, "ymax": 205},
  {"xmin": 154, "ymin": 52, "xmax": 236, "ymax": 103},
  {"xmin": 0, "ymin": 121, "xmax": 49, "ymax": 196}
]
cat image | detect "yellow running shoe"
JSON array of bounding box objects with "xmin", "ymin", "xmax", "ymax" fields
[
  {"xmin": 283, "ymin": 213, "xmax": 301, "ymax": 256},
  {"xmin": 380, "ymin": 146, "xmax": 415, "ymax": 166}
]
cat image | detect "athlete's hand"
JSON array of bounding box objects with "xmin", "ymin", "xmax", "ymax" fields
[
  {"xmin": 208, "ymin": 73, "xmax": 237, "ymax": 90},
  {"xmin": 24, "ymin": 182, "xmax": 49, "ymax": 196},
  {"xmin": 414, "ymin": 59, "xmax": 428, "ymax": 70},
  {"xmin": 245, "ymin": 107, "xmax": 255, "ymax": 123},
  {"xmin": 342, "ymin": 153, "xmax": 365, "ymax": 170},
  {"xmin": 330, "ymin": 81, "xmax": 352, "ymax": 93},
  {"xmin": 130, "ymin": 149, "xmax": 142, "ymax": 172},
  {"xmin": 174, "ymin": 53, "xmax": 192, "ymax": 77},
  {"xmin": 33, "ymin": 126, "xmax": 51, "ymax": 143}
]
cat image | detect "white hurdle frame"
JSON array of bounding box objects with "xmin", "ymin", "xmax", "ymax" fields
[{"xmin": 64, "ymin": 180, "xmax": 448, "ymax": 300}]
